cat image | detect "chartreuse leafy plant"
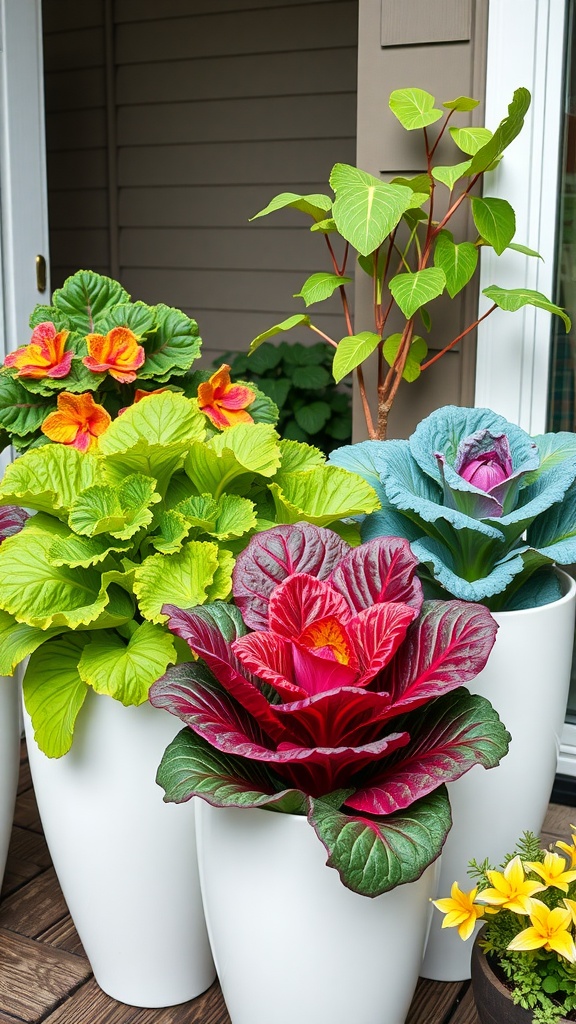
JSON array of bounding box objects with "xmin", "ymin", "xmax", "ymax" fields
[
  {"xmin": 434, "ymin": 831, "xmax": 576, "ymax": 1023},
  {"xmin": 331, "ymin": 405, "xmax": 576, "ymax": 610},
  {"xmin": 0, "ymin": 270, "xmax": 276, "ymax": 453},
  {"xmin": 0, "ymin": 393, "xmax": 379, "ymax": 758},
  {"xmin": 150, "ymin": 523, "xmax": 510, "ymax": 897},
  {"xmin": 248, "ymin": 87, "xmax": 569, "ymax": 439}
]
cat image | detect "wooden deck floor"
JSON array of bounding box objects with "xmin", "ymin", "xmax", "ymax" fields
[{"xmin": 1, "ymin": 746, "xmax": 574, "ymax": 1024}]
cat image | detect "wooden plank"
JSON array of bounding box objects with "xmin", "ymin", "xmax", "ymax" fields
[
  {"xmin": 448, "ymin": 983, "xmax": 480, "ymax": 1023},
  {"xmin": 405, "ymin": 979, "xmax": 465, "ymax": 1024},
  {"xmin": 118, "ymin": 139, "xmax": 356, "ymax": 188},
  {"xmin": 117, "ymin": 94, "xmax": 357, "ymax": 147},
  {"xmin": 118, "ymin": 184, "xmax": 330, "ymax": 229},
  {"xmin": 40, "ymin": 978, "xmax": 141, "ymax": 1024},
  {"xmin": 5, "ymin": 827, "xmax": 50, "ymax": 872},
  {"xmin": 116, "ymin": 48, "xmax": 357, "ymax": 104},
  {"xmin": 115, "ymin": 4, "xmax": 358, "ymax": 63},
  {"xmin": 38, "ymin": 914, "xmax": 86, "ymax": 957},
  {"xmin": 116, "ymin": 0, "xmax": 341, "ymax": 20},
  {"xmin": 17, "ymin": 760, "xmax": 32, "ymax": 795},
  {"xmin": 0, "ymin": 929, "xmax": 91, "ymax": 1022},
  {"xmin": 131, "ymin": 983, "xmax": 230, "ymax": 1024},
  {"xmin": 0, "ymin": 869, "xmax": 68, "ymax": 938},
  {"xmin": 543, "ymin": 802, "xmax": 576, "ymax": 837},
  {"xmin": 12, "ymin": 790, "xmax": 42, "ymax": 834}
]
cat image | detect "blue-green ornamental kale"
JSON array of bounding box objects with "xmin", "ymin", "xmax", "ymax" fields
[{"xmin": 330, "ymin": 406, "xmax": 576, "ymax": 610}]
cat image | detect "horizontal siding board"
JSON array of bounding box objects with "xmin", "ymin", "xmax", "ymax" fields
[
  {"xmin": 118, "ymin": 184, "xmax": 330, "ymax": 228},
  {"xmin": 43, "ymin": 27, "xmax": 105, "ymax": 73},
  {"xmin": 42, "ymin": 0, "xmax": 104, "ymax": 33},
  {"xmin": 115, "ymin": 3, "xmax": 358, "ymax": 63},
  {"xmin": 116, "ymin": 48, "xmax": 357, "ymax": 104},
  {"xmin": 44, "ymin": 68, "xmax": 106, "ymax": 112},
  {"xmin": 50, "ymin": 229, "xmax": 109, "ymax": 268},
  {"xmin": 119, "ymin": 227, "xmax": 336, "ymax": 273},
  {"xmin": 172, "ymin": 309, "xmax": 348, "ymax": 353},
  {"xmin": 117, "ymin": 94, "xmax": 357, "ymax": 146},
  {"xmin": 45, "ymin": 109, "xmax": 107, "ymax": 152},
  {"xmin": 48, "ymin": 189, "xmax": 109, "ymax": 229},
  {"xmin": 118, "ymin": 139, "xmax": 356, "ymax": 187},
  {"xmin": 47, "ymin": 149, "xmax": 108, "ymax": 190},
  {"xmin": 116, "ymin": 0, "xmax": 341, "ymax": 20}
]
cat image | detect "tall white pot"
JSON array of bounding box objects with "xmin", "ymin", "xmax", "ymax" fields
[
  {"xmin": 24, "ymin": 689, "xmax": 215, "ymax": 1007},
  {"xmin": 196, "ymin": 801, "xmax": 439, "ymax": 1024},
  {"xmin": 0, "ymin": 677, "xmax": 20, "ymax": 894},
  {"xmin": 422, "ymin": 571, "xmax": 576, "ymax": 982}
]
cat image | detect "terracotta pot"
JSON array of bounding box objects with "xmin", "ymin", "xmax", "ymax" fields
[{"xmin": 470, "ymin": 933, "xmax": 572, "ymax": 1024}]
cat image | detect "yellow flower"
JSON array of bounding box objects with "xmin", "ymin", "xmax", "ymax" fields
[
  {"xmin": 564, "ymin": 898, "xmax": 576, "ymax": 926},
  {"xmin": 432, "ymin": 882, "xmax": 485, "ymax": 940},
  {"xmin": 557, "ymin": 827, "xmax": 576, "ymax": 868},
  {"xmin": 507, "ymin": 900, "xmax": 576, "ymax": 962},
  {"xmin": 525, "ymin": 851, "xmax": 576, "ymax": 893},
  {"xmin": 479, "ymin": 855, "xmax": 545, "ymax": 914}
]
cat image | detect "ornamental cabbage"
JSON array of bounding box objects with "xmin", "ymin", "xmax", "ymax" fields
[{"xmin": 151, "ymin": 523, "xmax": 510, "ymax": 897}]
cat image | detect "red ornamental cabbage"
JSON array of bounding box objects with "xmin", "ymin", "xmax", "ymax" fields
[
  {"xmin": 0, "ymin": 506, "xmax": 29, "ymax": 544},
  {"xmin": 151, "ymin": 525, "xmax": 510, "ymax": 897}
]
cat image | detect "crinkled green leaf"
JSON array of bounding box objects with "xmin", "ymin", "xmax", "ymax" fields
[
  {"xmin": 184, "ymin": 423, "xmax": 281, "ymax": 497},
  {"xmin": 433, "ymin": 231, "xmax": 478, "ymax": 297},
  {"xmin": 0, "ymin": 375, "xmax": 56, "ymax": 436},
  {"xmin": 249, "ymin": 192, "xmax": 332, "ymax": 223},
  {"xmin": 389, "ymin": 88, "xmax": 443, "ymax": 130},
  {"xmin": 52, "ymin": 270, "xmax": 130, "ymax": 333},
  {"xmin": 249, "ymin": 315, "xmax": 311, "ymax": 355},
  {"xmin": 269, "ymin": 465, "xmax": 380, "ymax": 526},
  {"xmin": 0, "ymin": 444, "xmax": 103, "ymax": 515},
  {"xmin": 48, "ymin": 533, "xmax": 133, "ymax": 568},
  {"xmin": 138, "ymin": 304, "xmax": 202, "ymax": 381},
  {"xmin": 389, "ymin": 268, "xmax": 446, "ymax": 318},
  {"xmin": 382, "ymin": 333, "xmax": 428, "ymax": 381},
  {"xmin": 483, "ymin": 285, "xmax": 571, "ymax": 331},
  {"xmin": 449, "ymin": 126, "xmax": 493, "ymax": 155},
  {"xmin": 0, "ymin": 609, "xmax": 63, "ymax": 676},
  {"xmin": 277, "ymin": 438, "xmax": 325, "ymax": 475},
  {"xmin": 29, "ymin": 305, "xmax": 71, "ymax": 331},
  {"xmin": 332, "ymin": 331, "xmax": 381, "ymax": 383},
  {"xmin": 78, "ymin": 622, "xmax": 176, "ymax": 706},
  {"xmin": 205, "ymin": 548, "xmax": 235, "ymax": 601},
  {"xmin": 431, "ymin": 160, "xmax": 472, "ymax": 191},
  {"xmin": 244, "ymin": 384, "xmax": 279, "ymax": 426},
  {"xmin": 93, "ymin": 300, "xmax": 156, "ymax": 337},
  {"xmin": 293, "ymin": 272, "xmax": 351, "ymax": 306},
  {"xmin": 134, "ymin": 539, "xmax": 230, "ymax": 623},
  {"xmin": 149, "ymin": 508, "xmax": 191, "ymax": 554},
  {"xmin": 309, "ymin": 789, "xmax": 450, "ymax": 896},
  {"xmin": 330, "ymin": 163, "xmax": 414, "ymax": 257},
  {"xmin": 68, "ymin": 474, "xmax": 161, "ymax": 539},
  {"xmin": 294, "ymin": 401, "xmax": 331, "ymax": 435},
  {"xmin": 15, "ymin": 353, "xmax": 106, "ymax": 395},
  {"xmin": 23, "ymin": 634, "xmax": 90, "ymax": 758},
  {"xmin": 207, "ymin": 494, "xmax": 257, "ymax": 541},
  {"xmin": 471, "ymin": 197, "xmax": 516, "ymax": 255},
  {"xmin": 175, "ymin": 493, "xmax": 219, "ymax": 530}
]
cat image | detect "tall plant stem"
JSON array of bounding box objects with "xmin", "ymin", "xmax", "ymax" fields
[{"xmin": 377, "ymin": 319, "xmax": 415, "ymax": 439}]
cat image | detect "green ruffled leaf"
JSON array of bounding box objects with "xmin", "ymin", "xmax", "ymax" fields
[
  {"xmin": 277, "ymin": 438, "xmax": 325, "ymax": 475},
  {"xmin": 389, "ymin": 88, "xmax": 443, "ymax": 130},
  {"xmin": 471, "ymin": 197, "xmax": 516, "ymax": 255},
  {"xmin": 449, "ymin": 126, "xmax": 493, "ymax": 155},
  {"xmin": 93, "ymin": 300, "xmax": 156, "ymax": 337},
  {"xmin": 389, "ymin": 268, "xmax": 446, "ymax": 318},
  {"xmin": 205, "ymin": 494, "xmax": 257, "ymax": 541},
  {"xmin": 0, "ymin": 609, "xmax": 63, "ymax": 676},
  {"xmin": 249, "ymin": 192, "xmax": 332, "ymax": 223},
  {"xmin": 0, "ymin": 375, "xmax": 56, "ymax": 437},
  {"xmin": 23, "ymin": 634, "xmax": 91, "ymax": 758},
  {"xmin": 29, "ymin": 305, "xmax": 71, "ymax": 331},
  {"xmin": 184, "ymin": 423, "xmax": 281, "ymax": 497},
  {"xmin": 433, "ymin": 231, "xmax": 478, "ymax": 298},
  {"xmin": 78, "ymin": 622, "xmax": 176, "ymax": 706},
  {"xmin": 133, "ymin": 540, "xmax": 232, "ymax": 623},
  {"xmin": 382, "ymin": 333, "xmax": 428, "ymax": 381},
  {"xmin": 149, "ymin": 508, "xmax": 191, "ymax": 554},
  {"xmin": 52, "ymin": 270, "xmax": 130, "ymax": 333},
  {"xmin": 249, "ymin": 315, "xmax": 311, "ymax": 355},
  {"xmin": 138, "ymin": 304, "xmax": 202, "ymax": 381},
  {"xmin": 483, "ymin": 285, "xmax": 571, "ymax": 331},
  {"xmin": 0, "ymin": 445, "xmax": 103, "ymax": 516},
  {"xmin": 68, "ymin": 474, "xmax": 161, "ymax": 539},
  {"xmin": 330, "ymin": 164, "xmax": 414, "ymax": 257},
  {"xmin": 269, "ymin": 465, "xmax": 380, "ymax": 526},
  {"xmin": 332, "ymin": 331, "xmax": 381, "ymax": 383},
  {"xmin": 308, "ymin": 788, "xmax": 450, "ymax": 896},
  {"xmin": 293, "ymin": 272, "xmax": 351, "ymax": 306},
  {"xmin": 48, "ymin": 533, "xmax": 133, "ymax": 568}
]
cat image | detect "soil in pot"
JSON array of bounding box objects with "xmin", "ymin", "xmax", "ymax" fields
[{"xmin": 471, "ymin": 934, "xmax": 575, "ymax": 1024}]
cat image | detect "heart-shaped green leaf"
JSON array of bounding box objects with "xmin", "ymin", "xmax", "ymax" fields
[
  {"xmin": 389, "ymin": 88, "xmax": 443, "ymax": 130},
  {"xmin": 483, "ymin": 286, "xmax": 571, "ymax": 331},
  {"xmin": 52, "ymin": 270, "xmax": 129, "ymax": 333},
  {"xmin": 133, "ymin": 540, "xmax": 232, "ymax": 623},
  {"xmin": 332, "ymin": 331, "xmax": 381, "ymax": 383},
  {"xmin": 184, "ymin": 423, "xmax": 281, "ymax": 497},
  {"xmin": 443, "ymin": 96, "xmax": 480, "ymax": 112},
  {"xmin": 382, "ymin": 333, "xmax": 428, "ymax": 381},
  {"xmin": 68, "ymin": 475, "xmax": 161, "ymax": 539},
  {"xmin": 293, "ymin": 272, "xmax": 351, "ymax": 306},
  {"xmin": 433, "ymin": 231, "xmax": 478, "ymax": 297},
  {"xmin": 449, "ymin": 126, "xmax": 493, "ymax": 155},
  {"xmin": 431, "ymin": 160, "xmax": 472, "ymax": 191},
  {"xmin": 330, "ymin": 164, "xmax": 414, "ymax": 256},
  {"xmin": 471, "ymin": 197, "xmax": 516, "ymax": 255},
  {"xmin": 250, "ymin": 192, "xmax": 332, "ymax": 223},
  {"xmin": 249, "ymin": 315, "xmax": 311, "ymax": 355},
  {"xmin": 389, "ymin": 268, "xmax": 446, "ymax": 319},
  {"xmin": 78, "ymin": 621, "xmax": 176, "ymax": 706}
]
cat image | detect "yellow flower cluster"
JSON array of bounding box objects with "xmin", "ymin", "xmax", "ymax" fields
[{"xmin": 433, "ymin": 835, "xmax": 576, "ymax": 963}]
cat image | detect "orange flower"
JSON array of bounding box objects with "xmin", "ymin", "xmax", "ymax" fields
[
  {"xmin": 83, "ymin": 327, "xmax": 145, "ymax": 383},
  {"xmin": 42, "ymin": 392, "xmax": 111, "ymax": 452},
  {"xmin": 4, "ymin": 321, "xmax": 72, "ymax": 379},
  {"xmin": 197, "ymin": 364, "xmax": 255, "ymax": 429}
]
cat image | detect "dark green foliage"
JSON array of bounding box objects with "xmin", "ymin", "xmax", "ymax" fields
[{"xmin": 216, "ymin": 342, "xmax": 352, "ymax": 454}]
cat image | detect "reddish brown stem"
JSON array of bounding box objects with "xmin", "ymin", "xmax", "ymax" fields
[
  {"xmin": 308, "ymin": 324, "xmax": 339, "ymax": 349},
  {"xmin": 420, "ymin": 304, "xmax": 497, "ymax": 371}
]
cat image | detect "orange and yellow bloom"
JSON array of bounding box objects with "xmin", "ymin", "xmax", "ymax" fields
[
  {"xmin": 41, "ymin": 392, "xmax": 111, "ymax": 452},
  {"xmin": 432, "ymin": 883, "xmax": 485, "ymax": 940},
  {"xmin": 4, "ymin": 321, "xmax": 72, "ymax": 379},
  {"xmin": 524, "ymin": 851, "xmax": 576, "ymax": 893},
  {"xmin": 478, "ymin": 855, "xmax": 546, "ymax": 914},
  {"xmin": 197, "ymin": 364, "xmax": 255, "ymax": 429},
  {"xmin": 507, "ymin": 900, "xmax": 576, "ymax": 962},
  {"xmin": 83, "ymin": 327, "xmax": 145, "ymax": 383}
]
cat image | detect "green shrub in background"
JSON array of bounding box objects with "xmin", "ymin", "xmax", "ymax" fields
[{"xmin": 216, "ymin": 342, "xmax": 352, "ymax": 454}]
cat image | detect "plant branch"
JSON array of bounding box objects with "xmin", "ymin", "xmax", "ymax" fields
[
  {"xmin": 429, "ymin": 108, "xmax": 456, "ymax": 161},
  {"xmin": 308, "ymin": 324, "xmax": 339, "ymax": 349},
  {"xmin": 357, "ymin": 362, "xmax": 377, "ymax": 439},
  {"xmin": 420, "ymin": 303, "xmax": 497, "ymax": 371}
]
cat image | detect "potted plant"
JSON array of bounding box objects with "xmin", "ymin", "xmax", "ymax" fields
[
  {"xmin": 0, "ymin": 275, "xmax": 379, "ymax": 1005},
  {"xmin": 433, "ymin": 830, "xmax": 576, "ymax": 1023},
  {"xmin": 329, "ymin": 403, "xmax": 576, "ymax": 980},
  {"xmin": 149, "ymin": 522, "xmax": 510, "ymax": 1024},
  {"xmin": 247, "ymin": 87, "xmax": 568, "ymax": 440},
  {"xmin": 0, "ymin": 506, "xmax": 29, "ymax": 897}
]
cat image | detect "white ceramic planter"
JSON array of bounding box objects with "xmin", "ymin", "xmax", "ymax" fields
[
  {"xmin": 0, "ymin": 677, "xmax": 20, "ymax": 895},
  {"xmin": 196, "ymin": 801, "xmax": 439, "ymax": 1024},
  {"xmin": 422, "ymin": 571, "xmax": 576, "ymax": 982},
  {"xmin": 24, "ymin": 689, "xmax": 215, "ymax": 1007}
]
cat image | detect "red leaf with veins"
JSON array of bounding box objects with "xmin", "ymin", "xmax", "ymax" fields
[
  {"xmin": 268, "ymin": 573, "xmax": 352, "ymax": 637},
  {"xmin": 329, "ymin": 536, "xmax": 423, "ymax": 614}
]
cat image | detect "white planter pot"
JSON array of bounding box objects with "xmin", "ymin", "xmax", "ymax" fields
[
  {"xmin": 422, "ymin": 571, "xmax": 576, "ymax": 982},
  {"xmin": 196, "ymin": 801, "xmax": 439, "ymax": 1024},
  {"xmin": 24, "ymin": 689, "xmax": 215, "ymax": 1007},
  {"xmin": 0, "ymin": 677, "xmax": 20, "ymax": 894}
]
